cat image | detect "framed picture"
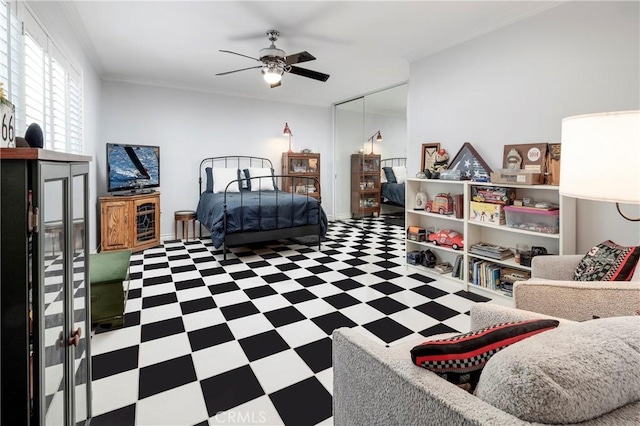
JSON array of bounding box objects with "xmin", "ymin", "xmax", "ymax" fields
[
  {"xmin": 448, "ymin": 142, "xmax": 493, "ymax": 180},
  {"xmin": 308, "ymin": 158, "xmax": 318, "ymax": 172},
  {"xmin": 420, "ymin": 143, "xmax": 440, "ymax": 173},
  {"xmin": 502, "ymin": 143, "xmax": 548, "ymax": 173}
]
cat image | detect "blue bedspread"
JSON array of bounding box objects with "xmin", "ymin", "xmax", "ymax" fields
[
  {"xmin": 381, "ymin": 182, "xmax": 405, "ymax": 206},
  {"xmin": 197, "ymin": 190, "xmax": 328, "ymax": 248}
]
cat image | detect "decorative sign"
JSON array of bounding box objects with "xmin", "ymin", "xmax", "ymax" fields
[
  {"xmin": 502, "ymin": 143, "xmax": 548, "ymax": 174},
  {"xmin": 0, "ymin": 100, "xmax": 15, "ymax": 148}
]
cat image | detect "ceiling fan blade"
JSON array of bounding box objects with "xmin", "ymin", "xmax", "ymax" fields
[
  {"xmin": 269, "ymin": 81, "xmax": 282, "ymax": 89},
  {"xmin": 215, "ymin": 65, "xmax": 263, "ymax": 76},
  {"xmin": 219, "ymin": 50, "xmax": 261, "ymax": 62},
  {"xmin": 284, "ymin": 51, "xmax": 316, "ymax": 65},
  {"xmin": 287, "ymin": 66, "xmax": 330, "ymax": 82}
]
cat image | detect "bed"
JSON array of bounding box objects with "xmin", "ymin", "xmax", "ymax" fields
[
  {"xmin": 197, "ymin": 156, "xmax": 327, "ymax": 259},
  {"xmin": 380, "ymin": 157, "xmax": 407, "ymax": 207}
]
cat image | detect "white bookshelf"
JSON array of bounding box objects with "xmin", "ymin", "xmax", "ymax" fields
[{"xmin": 405, "ymin": 178, "xmax": 576, "ymax": 301}]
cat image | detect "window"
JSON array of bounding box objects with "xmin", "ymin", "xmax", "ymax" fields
[{"xmin": 0, "ymin": 1, "xmax": 83, "ymax": 153}]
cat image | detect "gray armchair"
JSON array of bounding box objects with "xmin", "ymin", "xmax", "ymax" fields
[
  {"xmin": 514, "ymin": 255, "xmax": 640, "ymax": 321},
  {"xmin": 332, "ymin": 303, "xmax": 640, "ymax": 425}
]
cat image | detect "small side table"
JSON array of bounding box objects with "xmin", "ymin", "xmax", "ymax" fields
[{"xmin": 174, "ymin": 210, "xmax": 197, "ymax": 241}]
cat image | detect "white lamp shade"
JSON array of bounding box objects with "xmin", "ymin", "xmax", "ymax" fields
[{"xmin": 560, "ymin": 110, "xmax": 640, "ymax": 204}]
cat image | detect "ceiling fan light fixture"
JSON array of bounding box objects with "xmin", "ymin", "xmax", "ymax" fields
[
  {"xmin": 218, "ymin": 29, "xmax": 329, "ymax": 86},
  {"xmin": 262, "ymin": 64, "xmax": 283, "ymax": 84}
]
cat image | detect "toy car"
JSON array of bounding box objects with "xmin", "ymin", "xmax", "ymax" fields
[
  {"xmin": 428, "ymin": 229, "xmax": 464, "ymax": 250},
  {"xmin": 471, "ymin": 186, "xmax": 516, "ymax": 205},
  {"xmin": 425, "ymin": 193, "xmax": 454, "ymax": 215}
]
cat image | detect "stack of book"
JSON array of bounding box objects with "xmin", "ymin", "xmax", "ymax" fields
[
  {"xmin": 434, "ymin": 262, "xmax": 453, "ymax": 274},
  {"xmin": 470, "ymin": 242, "xmax": 513, "ymax": 260}
]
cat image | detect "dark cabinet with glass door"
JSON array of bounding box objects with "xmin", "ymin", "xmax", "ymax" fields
[
  {"xmin": 0, "ymin": 148, "xmax": 92, "ymax": 425},
  {"xmin": 351, "ymin": 154, "xmax": 381, "ymax": 217},
  {"xmin": 281, "ymin": 152, "xmax": 321, "ymax": 200}
]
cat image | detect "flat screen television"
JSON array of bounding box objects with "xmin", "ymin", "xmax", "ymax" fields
[{"xmin": 107, "ymin": 143, "xmax": 160, "ymax": 194}]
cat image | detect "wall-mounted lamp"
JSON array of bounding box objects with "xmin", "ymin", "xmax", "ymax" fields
[
  {"xmin": 367, "ymin": 131, "xmax": 382, "ymax": 155},
  {"xmin": 283, "ymin": 122, "xmax": 293, "ymax": 153},
  {"xmin": 560, "ymin": 110, "xmax": 640, "ymax": 221}
]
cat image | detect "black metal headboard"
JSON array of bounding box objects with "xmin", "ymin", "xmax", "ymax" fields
[
  {"xmin": 199, "ymin": 156, "xmax": 274, "ymax": 194},
  {"xmin": 381, "ymin": 157, "xmax": 407, "ymax": 168}
]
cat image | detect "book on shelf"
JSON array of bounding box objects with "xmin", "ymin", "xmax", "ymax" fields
[
  {"xmin": 500, "ymin": 268, "xmax": 531, "ymax": 283},
  {"xmin": 434, "ymin": 262, "xmax": 453, "ymax": 274},
  {"xmin": 470, "ymin": 242, "xmax": 514, "ymax": 260},
  {"xmin": 453, "ymin": 194, "xmax": 464, "ymax": 219},
  {"xmin": 468, "ymin": 258, "xmax": 519, "ymax": 291},
  {"xmin": 451, "ymin": 254, "xmax": 463, "ymax": 278}
]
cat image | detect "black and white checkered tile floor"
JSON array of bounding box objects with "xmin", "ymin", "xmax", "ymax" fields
[
  {"xmin": 340, "ymin": 213, "xmax": 406, "ymax": 242},
  {"xmin": 90, "ymin": 218, "xmax": 492, "ymax": 426}
]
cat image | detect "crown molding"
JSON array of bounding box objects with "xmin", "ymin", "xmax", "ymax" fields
[{"xmin": 404, "ymin": 2, "xmax": 563, "ymax": 62}]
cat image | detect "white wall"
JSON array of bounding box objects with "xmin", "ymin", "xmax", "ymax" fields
[
  {"xmin": 408, "ymin": 1, "xmax": 640, "ymax": 252},
  {"xmin": 99, "ymin": 81, "xmax": 333, "ymax": 239},
  {"xmin": 29, "ymin": 2, "xmax": 102, "ymax": 251}
]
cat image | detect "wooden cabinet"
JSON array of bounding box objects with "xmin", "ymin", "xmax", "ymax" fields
[
  {"xmin": 281, "ymin": 152, "xmax": 321, "ymax": 200},
  {"xmin": 351, "ymin": 154, "xmax": 381, "ymax": 217},
  {"xmin": 100, "ymin": 192, "xmax": 160, "ymax": 252},
  {"xmin": 0, "ymin": 148, "xmax": 92, "ymax": 425}
]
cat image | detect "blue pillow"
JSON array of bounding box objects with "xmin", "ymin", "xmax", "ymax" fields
[
  {"xmin": 383, "ymin": 167, "xmax": 397, "ymax": 183},
  {"xmin": 243, "ymin": 168, "xmax": 251, "ymax": 191},
  {"xmin": 205, "ymin": 167, "xmax": 213, "ymax": 192}
]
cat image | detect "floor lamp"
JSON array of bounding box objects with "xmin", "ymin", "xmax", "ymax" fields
[{"xmin": 560, "ymin": 110, "xmax": 640, "ymax": 221}]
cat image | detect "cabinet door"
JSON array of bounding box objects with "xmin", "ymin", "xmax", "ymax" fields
[
  {"xmin": 101, "ymin": 200, "xmax": 129, "ymax": 250},
  {"xmin": 282, "ymin": 154, "xmax": 320, "ymax": 198},
  {"xmin": 132, "ymin": 195, "xmax": 160, "ymax": 250},
  {"xmin": 352, "ymin": 155, "xmax": 380, "ymax": 217},
  {"xmin": 71, "ymin": 166, "xmax": 91, "ymax": 425},
  {"xmin": 36, "ymin": 164, "xmax": 70, "ymax": 425}
]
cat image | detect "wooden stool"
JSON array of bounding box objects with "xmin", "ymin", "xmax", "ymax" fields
[{"xmin": 174, "ymin": 210, "xmax": 196, "ymax": 241}]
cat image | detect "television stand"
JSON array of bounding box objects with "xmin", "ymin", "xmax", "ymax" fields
[
  {"xmin": 113, "ymin": 188, "xmax": 156, "ymax": 196},
  {"xmin": 99, "ymin": 192, "xmax": 161, "ymax": 252}
]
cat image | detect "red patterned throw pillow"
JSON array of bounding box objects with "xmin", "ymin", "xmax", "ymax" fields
[
  {"xmin": 573, "ymin": 240, "xmax": 640, "ymax": 281},
  {"xmin": 410, "ymin": 319, "xmax": 560, "ymax": 374}
]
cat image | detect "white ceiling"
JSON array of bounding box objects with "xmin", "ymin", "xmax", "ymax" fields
[{"xmin": 66, "ymin": 1, "xmax": 559, "ymax": 108}]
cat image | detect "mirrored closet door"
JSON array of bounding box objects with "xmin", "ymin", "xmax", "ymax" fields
[{"xmin": 333, "ymin": 84, "xmax": 408, "ymax": 239}]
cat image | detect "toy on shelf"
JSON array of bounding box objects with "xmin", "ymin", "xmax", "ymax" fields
[
  {"xmin": 407, "ymin": 226, "xmax": 427, "ymax": 241},
  {"xmin": 428, "ymin": 229, "xmax": 464, "ymax": 250},
  {"xmin": 471, "ymin": 186, "xmax": 516, "ymax": 205},
  {"xmin": 426, "ymin": 149, "xmax": 449, "ymax": 179},
  {"xmin": 425, "ymin": 193, "xmax": 454, "ymax": 215}
]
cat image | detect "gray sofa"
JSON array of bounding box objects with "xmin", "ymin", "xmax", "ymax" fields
[
  {"xmin": 514, "ymin": 255, "xmax": 640, "ymax": 321},
  {"xmin": 332, "ymin": 303, "xmax": 640, "ymax": 425}
]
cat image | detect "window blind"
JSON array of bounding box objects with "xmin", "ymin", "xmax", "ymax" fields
[{"xmin": 0, "ymin": 1, "xmax": 83, "ymax": 153}]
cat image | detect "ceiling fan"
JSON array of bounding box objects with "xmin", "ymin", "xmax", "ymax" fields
[{"xmin": 216, "ymin": 30, "xmax": 330, "ymax": 88}]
